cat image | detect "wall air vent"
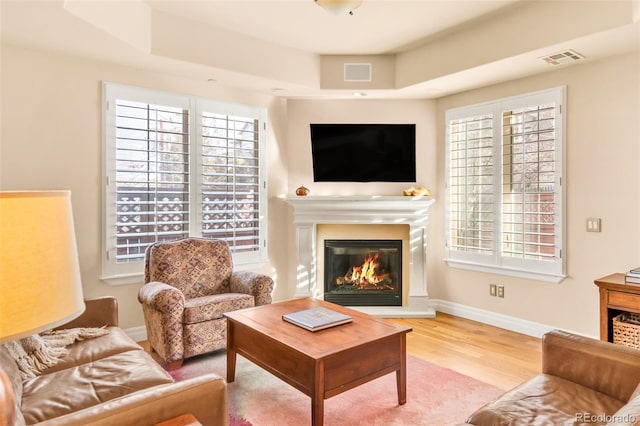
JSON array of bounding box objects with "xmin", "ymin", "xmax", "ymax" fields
[
  {"xmin": 344, "ymin": 63, "xmax": 371, "ymax": 82},
  {"xmin": 540, "ymin": 50, "xmax": 585, "ymax": 65}
]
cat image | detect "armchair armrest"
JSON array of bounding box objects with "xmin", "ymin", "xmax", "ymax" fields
[
  {"xmin": 138, "ymin": 282, "xmax": 185, "ymax": 313},
  {"xmin": 230, "ymin": 271, "xmax": 274, "ymax": 306},
  {"xmin": 542, "ymin": 329, "xmax": 640, "ymax": 402},
  {"xmin": 57, "ymin": 296, "xmax": 119, "ymax": 329},
  {"xmin": 36, "ymin": 373, "xmax": 228, "ymax": 426}
]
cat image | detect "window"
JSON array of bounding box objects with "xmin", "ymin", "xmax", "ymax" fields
[
  {"xmin": 102, "ymin": 83, "xmax": 267, "ymax": 284},
  {"xmin": 445, "ymin": 87, "xmax": 565, "ymax": 282}
]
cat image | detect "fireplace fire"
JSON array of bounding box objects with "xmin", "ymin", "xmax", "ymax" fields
[{"xmin": 324, "ymin": 240, "xmax": 402, "ymax": 306}]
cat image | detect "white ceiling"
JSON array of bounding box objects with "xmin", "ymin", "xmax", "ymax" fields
[
  {"xmin": 144, "ymin": 0, "xmax": 521, "ymax": 55},
  {"xmin": 1, "ymin": 0, "xmax": 639, "ymax": 99}
]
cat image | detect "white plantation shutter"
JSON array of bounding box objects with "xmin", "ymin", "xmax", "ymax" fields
[
  {"xmin": 445, "ymin": 87, "xmax": 565, "ymax": 282},
  {"xmin": 448, "ymin": 112, "xmax": 495, "ymax": 257},
  {"xmin": 198, "ymin": 104, "xmax": 265, "ymax": 262},
  {"xmin": 102, "ymin": 83, "xmax": 267, "ymax": 282},
  {"xmin": 501, "ymin": 103, "xmax": 557, "ymax": 262},
  {"xmin": 114, "ymin": 100, "xmax": 190, "ymax": 262}
]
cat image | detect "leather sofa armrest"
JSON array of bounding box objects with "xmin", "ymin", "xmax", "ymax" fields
[
  {"xmin": 230, "ymin": 271, "xmax": 274, "ymax": 306},
  {"xmin": 34, "ymin": 373, "xmax": 228, "ymax": 426},
  {"xmin": 138, "ymin": 282, "xmax": 185, "ymax": 313},
  {"xmin": 542, "ymin": 329, "xmax": 640, "ymax": 402},
  {"xmin": 56, "ymin": 296, "xmax": 119, "ymax": 329}
]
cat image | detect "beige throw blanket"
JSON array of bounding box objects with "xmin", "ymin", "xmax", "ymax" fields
[{"xmin": 2, "ymin": 327, "xmax": 109, "ymax": 379}]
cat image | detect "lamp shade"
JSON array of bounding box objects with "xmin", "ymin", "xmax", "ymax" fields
[
  {"xmin": 315, "ymin": 0, "xmax": 363, "ymax": 15},
  {"xmin": 0, "ymin": 191, "xmax": 85, "ymax": 342}
]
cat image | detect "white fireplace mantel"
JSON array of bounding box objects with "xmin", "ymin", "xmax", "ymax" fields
[{"xmin": 286, "ymin": 195, "xmax": 436, "ymax": 318}]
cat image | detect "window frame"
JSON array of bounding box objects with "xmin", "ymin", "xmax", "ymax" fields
[
  {"xmin": 444, "ymin": 86, "xmax": 566, "ymax": 283},
  {"xmin": 101, "ymin": 82, "xmax": 268, "ymax": 285}
]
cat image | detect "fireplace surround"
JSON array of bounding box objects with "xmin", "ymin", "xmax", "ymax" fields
[{"xmin": 286, "ymin": 195, "xmax": 435, "ymax": 317}]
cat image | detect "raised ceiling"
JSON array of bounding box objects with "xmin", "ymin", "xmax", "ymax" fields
[{"xmin": 1, "ymin": 0, "xmax": 639, "ymax": 99}]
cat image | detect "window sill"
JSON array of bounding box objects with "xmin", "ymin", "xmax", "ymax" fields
[
  {"xmin": 233, "ymin": 259, "xmax": 270, "ymax": 272},
  {"xmin": 445, "ymin": 259, "xmax": 566, "ymax": 284},
  {"xmin": 100, "ymin": 273, "xmax": 144, "ymax": 286}
]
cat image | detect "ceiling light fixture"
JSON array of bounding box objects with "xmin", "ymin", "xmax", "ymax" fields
[{"xmin": 315, "ymin": 0, "xmax": 363, "ymax": 16}]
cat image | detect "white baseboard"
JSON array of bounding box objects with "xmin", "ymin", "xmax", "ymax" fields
[
  {"xmin": 429, "ymin": 299, "xmax": 557, "ymax": 339},
  {"xmin": 125, "ymin": 301, "xmax": 593, "ymax": 342},
  {"xmin": 124, "ymin": 325, "xmax": 147, "ymax": 343}
]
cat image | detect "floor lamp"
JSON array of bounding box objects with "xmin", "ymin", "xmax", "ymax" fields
[{"xmin": 0, "ymin": 191, "xmax": 85, "ymax": 426}]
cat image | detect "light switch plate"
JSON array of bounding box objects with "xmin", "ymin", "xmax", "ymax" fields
[{"xmin": 586, "ymin": 218, "xmax": 602, "ymax": 233}]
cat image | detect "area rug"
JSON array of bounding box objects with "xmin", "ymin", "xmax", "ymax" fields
[{"xmin": 170, "ymin": 350, "xmax": 504, "ymax": 425}]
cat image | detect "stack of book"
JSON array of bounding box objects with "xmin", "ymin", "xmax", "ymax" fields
[{"xmin": 626, "ymin": 267, "xmax": 640, "ymax": 284}]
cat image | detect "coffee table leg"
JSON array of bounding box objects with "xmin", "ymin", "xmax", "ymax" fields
[
  {"xmin": 397, "ymin": 335, "xmax": 407, "ymax": 405},
  {"xmin": 312, "ymin": 362, "xmax": 325, "ymax": 426},
  {"xmin": 226, "ymin": 320, "xmax": 237, "ymax": 383}
]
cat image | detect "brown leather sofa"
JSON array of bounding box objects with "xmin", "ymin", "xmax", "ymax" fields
[
  {"xmin": 465, "ymin": 329, "xmax": 640, "ymax": 425},
  {"xmin": 0, "ymin": 297, "xmax": 227, "ymax": 426}
]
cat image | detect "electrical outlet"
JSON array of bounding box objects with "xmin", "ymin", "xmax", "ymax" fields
[
  {"xmin": 489, "ymin": 284, "xmax": 497, "ymax": 296},
  {"xmin": 497, "ymin": 285, "xmax": 505, "ymax": 298}
]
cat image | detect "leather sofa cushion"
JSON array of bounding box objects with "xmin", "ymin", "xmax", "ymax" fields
[
  {"xmin": 21, "ymin": 349, "xmax": 173, "ymax": 424},
  {"xmin": 0, "ymin": 346, "xmax": 26, "ymax": 425},
  {"xmin": 0, "ymin": 346, "xmax": 22, "ymax": 404},
  {"xmin": 466, "ymin": 373, "xmax": 626, "ymax": 425},
  {"xmin": 39, "ymin": 327, "xmax": 142, "ymax": 375},
  {"xmin": 183, "ymin": 293, "xmax": 254, "ymax": 324}
]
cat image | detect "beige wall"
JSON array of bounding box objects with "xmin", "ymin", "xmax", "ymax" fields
[
  {"xmin": 3, "ymin": 42, "xmax": 639, "ymax": 338},
  {"xmin": 432, "ymin": 52, "xmax": 640, "ymax": 337},
  {"xmin": 0, "ymin": 44, "xmax": 291, "ymax": 329}
]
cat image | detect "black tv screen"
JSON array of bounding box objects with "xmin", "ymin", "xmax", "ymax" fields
[{"xmin": 310, "ymin": 124, "xmax": 416, "ymax": 182}]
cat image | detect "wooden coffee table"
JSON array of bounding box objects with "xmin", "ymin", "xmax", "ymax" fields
[{"xmin": 224, "ymin": 297, "xmax": 412, "ymax": 426}]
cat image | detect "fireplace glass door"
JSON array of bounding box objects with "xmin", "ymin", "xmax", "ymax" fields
[{"xmin": 324, "ymin": 239, "xmax": 402, "ymax": 306}]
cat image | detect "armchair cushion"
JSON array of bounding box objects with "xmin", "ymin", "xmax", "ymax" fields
[{"xmin": 183, "ymin": 293, "xmax": 254, "ymax": 324}]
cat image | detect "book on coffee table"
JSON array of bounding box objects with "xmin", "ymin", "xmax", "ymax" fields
[{"xmin": 282, "ymin": 307, "xmax": 353, "ymax": 332}]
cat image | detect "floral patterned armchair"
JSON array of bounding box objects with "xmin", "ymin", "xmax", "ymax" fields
[{"xmin": 138, "ymin": 238, "xmax": 274, "ymax": 370}]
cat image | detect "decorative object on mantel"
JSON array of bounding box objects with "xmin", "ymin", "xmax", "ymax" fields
[
  {"xmin": 403, "ymin": 186, "xmax": 431, "ymax": 196},
  {"xmin": 295, "ymin": 185, "xmax": 310, "ymax": 196}
]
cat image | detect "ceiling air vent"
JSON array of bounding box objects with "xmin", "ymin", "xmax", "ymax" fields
[
  {"xmin": 344, "ymin": 63, "xmax": 371, "ymax": 82},
  {"xmin": 540, "ymin": 50, "xmax": 585, "ymax": 65}
]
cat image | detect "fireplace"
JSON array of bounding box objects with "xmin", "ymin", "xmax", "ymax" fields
[
  {"xmin": 324, "ymin": 239, "xmax": 402, "ymax": 307},
  {"xmin": 286, "ymin": 195, "xmax": 436, "ymax": 317}
]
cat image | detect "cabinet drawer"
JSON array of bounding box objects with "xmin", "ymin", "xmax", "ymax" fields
[{"xmin": 608, "ymin": 291, "xmax": 640, "ymax": 312}]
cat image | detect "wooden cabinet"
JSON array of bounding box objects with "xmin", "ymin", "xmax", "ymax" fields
[{"xmin": 594, "ymin": 273, "xmax": 640, "ymax": 342}]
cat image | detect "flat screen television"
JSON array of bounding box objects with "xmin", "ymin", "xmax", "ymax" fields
[{"xmin": 310, "ymin": 124, "xmax": 416, "ymax": 182}]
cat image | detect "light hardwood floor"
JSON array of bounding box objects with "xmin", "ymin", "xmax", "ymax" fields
[
  {"xmin": 142, "ymin": 312, "xmax": 542, "ymax": 391},
  {"xmin": 390, "ymin": 312, "xmax": 542, "ymax": 390}
]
